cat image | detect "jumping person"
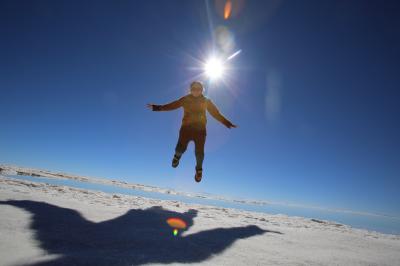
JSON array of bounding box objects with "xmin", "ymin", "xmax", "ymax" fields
[{"xmin": 147, "ymin": 81, "xmax": 237, "ymax": 182}]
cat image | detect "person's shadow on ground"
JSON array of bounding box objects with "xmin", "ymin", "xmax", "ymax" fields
[{"xmin": 0, "ymin": 200, "xmax": 282, "ymax": 265}]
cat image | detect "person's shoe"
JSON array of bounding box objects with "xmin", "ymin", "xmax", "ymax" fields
[
  {"xmin": 194, "ymin": 168, "xmax": 202, "ymax": 183},
  {"xmin": 172, "ymin": 155, "xmax": 180, "ymax": 168}
]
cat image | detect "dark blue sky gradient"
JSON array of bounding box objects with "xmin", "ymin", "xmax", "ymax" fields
[{"xmin": 1, "ymin": 0, "xmax": 399, "ymax": 217}]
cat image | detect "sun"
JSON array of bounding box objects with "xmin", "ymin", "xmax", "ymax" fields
[{"xmin": 204, "ymin": 57, "xmax": 225, "ymax": 80}]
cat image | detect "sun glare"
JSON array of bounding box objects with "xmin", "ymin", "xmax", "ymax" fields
[{"xmin": 204, "ymin": 57, "xmax": 224, "ymax": 80}]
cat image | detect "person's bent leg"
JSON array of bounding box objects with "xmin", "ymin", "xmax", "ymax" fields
[
  {"xmin": 172, "ymin": 127, "xmax": 191, "ymax": 168},
  {"xmin": 175, "ymin": 127, "xmax": 191, "ymax": 158}
]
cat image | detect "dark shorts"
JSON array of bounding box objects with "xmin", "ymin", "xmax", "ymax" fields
[{"xmin": 175, "ymin": 126, "xmax": 206, "ymax": 155}]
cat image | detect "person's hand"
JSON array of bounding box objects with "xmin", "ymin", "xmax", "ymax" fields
[
  {"xmin": 228, "ymin": 122, "xmax": 238, "ymax": 129},
  {"xmin": 146, "ymin": 103, "xmax": 154, "ymax": 110}
]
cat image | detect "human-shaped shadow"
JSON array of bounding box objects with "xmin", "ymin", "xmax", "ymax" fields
[{"xmin": 0, "ymin": 200, "xmax": 281, "ymax": 265}]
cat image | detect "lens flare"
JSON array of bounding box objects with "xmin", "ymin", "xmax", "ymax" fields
[
  {"xmin": 214, "ymin": 0, "xmax": 245, "ymax": 20},
  {"xmin": 216, "ymin": 26, "xmax": 234, "ymax": 53},
  {"xmin": 224, "ymin": 0, "xmax": 232, "ymax": 20},
  {"xmin": 227, "ymin": 49, "xmax": 241, "ymax": 61},
  {"xmin": 166, "ymin": 218, "xmax": 187, "ymax": 229},
  {"xmin": 167, "ymin": 218, "xmax": 186, "ymax": 237}
]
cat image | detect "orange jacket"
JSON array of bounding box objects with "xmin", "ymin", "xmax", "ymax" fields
[{"xmin": 152, "ymin": 94, "xmax": 233, "ymax": 130}]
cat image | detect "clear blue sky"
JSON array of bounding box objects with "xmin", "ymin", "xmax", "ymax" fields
[{"xmin": 1, "ymin": 1, "xmax": 399, "ymax": 217}]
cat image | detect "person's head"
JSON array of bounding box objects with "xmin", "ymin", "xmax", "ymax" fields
[{"xmin": 190, "ymin": 81, "xmax": 204, "ymax": 97}]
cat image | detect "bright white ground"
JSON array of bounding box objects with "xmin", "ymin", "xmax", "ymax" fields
[{"xmin": 0, "ymin": 175, "xmax": 399, "ymax": 266}]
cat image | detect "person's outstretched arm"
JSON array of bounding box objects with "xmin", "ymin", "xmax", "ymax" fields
[
  {"xmin": 206, "ymin": 99, "xmax": 237, "ymax": 128},
  {"xmin": 147, "ymin": 97, "xmax": 184, "ymax": 111}
]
